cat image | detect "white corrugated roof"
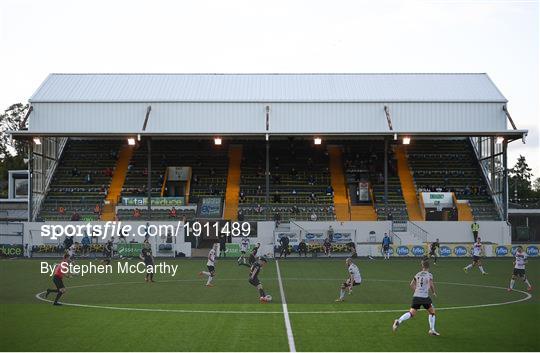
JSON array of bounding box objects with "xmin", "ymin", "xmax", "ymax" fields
[{"xmin": 29, "ymin": 73, "xmax": 507, "ymax": 103}]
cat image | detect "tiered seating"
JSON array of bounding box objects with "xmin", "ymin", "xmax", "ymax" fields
[
  {"xmin": 37, "ymin": 140, "xmax": 121, "ymax": 221},
  {"xmin": 238, "ymin": 139, "xmax": 335, "ymax": 221},
  {"xmin": 116, "ymin": 208, "xmax": 196, "ymax": 221},
  {"xmin": 407, "ymin": 140, "xmax": 500, "ymax": 220},
  {"xmin": 121, "ymin": 139, "xmax": 228, "ymax": 207},
  {"xmin": 342, "ymin": 142, "xmax": 408, "ymax": 220}
]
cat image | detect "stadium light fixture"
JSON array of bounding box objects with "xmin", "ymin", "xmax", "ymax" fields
[
  {"xmin": 33, "ymin": 137, "xmax": 41, "ymax": 145},
  {"xmin": 137, "ymin": 134, "xmax": 141, "ymax": 142},
  {"xmin": 402, "ymin": 137, "xmax": 411, "ymax": 145},
  {"xmin": 314, "ymin": 137, "xmax": 322, "ymax": 145},
  {"xmin": 214, "ymin": 137, "xmax": 222, "ymax": 145},
  {"xmin": 496, "ymin": 136, "xmax": 504, "ymax": 144},
  {"xmin": 127, "ymin": 137, "xmax": 136, "ymax": 146}
]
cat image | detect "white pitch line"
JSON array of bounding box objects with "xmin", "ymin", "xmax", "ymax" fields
[
  {"xmin": 275, "ymin": 260, "xmax": 296, "ymax": 352},
  {"xmin": 34, "ymin": 279, "xmax": 532, "ymax": 316}
]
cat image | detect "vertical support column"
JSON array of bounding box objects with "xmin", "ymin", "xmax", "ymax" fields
[
  {"xmin": 490, "ymin": 136, "xmax": 495, "ymax": 186},
  {"xmin": 28, "ymin": 140, "xmax": 33, "ymax": 222},
  {"xmin": 384, "ymin": 138, "xmax": 388, "ymax": 211},
  {"xmin": 502, "ymin": 140, "xmax": 508, "ymax": 221},
  {"xmin": 147, "ymin": 138, "xmax": 152, "ymax": 221},
  {"xmin": 265, "ymin": 136, "xmax": 270, "ymax": 221}
]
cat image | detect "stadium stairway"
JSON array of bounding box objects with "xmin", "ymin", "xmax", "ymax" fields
[
  {"xmin": 454, "ymin": 194, "xmax": 474, "ymax": 221},
  {"xmin": 328, "ymin": 145, "xmax": 350, "ymax": 221},
  {"xmin": 223, "ymin": 145, "xmax": 243, "ymax": 220},
  {"xmin": 350, "ymin": 205, "xmax": 378, "ymax": 221},
  {"xmin": 395, "ymin": 145, "xmax": 423, "ymax": 221},
  {"xmin": 102, "ymin": 144, "xmax": 134, "ymax": 221}
]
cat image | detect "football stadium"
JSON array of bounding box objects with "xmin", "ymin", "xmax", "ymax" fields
[{"xmin": 1, "ymin": 73, "xmax": 539, "ymax": 352}]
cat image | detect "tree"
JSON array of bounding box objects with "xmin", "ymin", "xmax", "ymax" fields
[
  {"xmin": 0, "ymin": 103, "xmax": 29, "ymax": 159},
  {"xmin": 0, "ymin": 103, "xmax": 29, "ymax": 198},
  {"xmin": 509, "ymin": 155, "xmax": 534, "ymax": 200},
  {"xmin": 533, "ymin": 177, "xmax": 540, "ymax": 193}
]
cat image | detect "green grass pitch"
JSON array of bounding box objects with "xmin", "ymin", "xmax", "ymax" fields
[{"xmin": 1, "ymin": 257, "xmax": 539, "ymax": 351}]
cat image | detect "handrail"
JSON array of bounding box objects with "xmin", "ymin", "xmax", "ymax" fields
[
  {"xmin": 160, "ymin": 167, "xmax": 169, "ymax": 197},
  {"xmin": 408, "ymin": 220, "xmax": 429, "ymax": 243},
  {"xmin": 389, "ymin": 230, "xmax": 402, "ymax": 245}
]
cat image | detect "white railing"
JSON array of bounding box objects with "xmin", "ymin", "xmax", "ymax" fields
[{"xmin": 408, "ymin": 221, "xmax": 429, "ymax": 243}]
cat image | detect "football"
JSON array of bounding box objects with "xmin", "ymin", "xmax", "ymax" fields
[{"xmin": 265, "ymin": 294, "xmax": 272, "ymax": 302}]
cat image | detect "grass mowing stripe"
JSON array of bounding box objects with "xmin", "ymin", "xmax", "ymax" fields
[{"xmin": 276, "ymin": 260, "xmax": 297, "ymax": 352}]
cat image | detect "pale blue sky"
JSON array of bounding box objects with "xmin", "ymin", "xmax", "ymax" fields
[{"xmin": 1, "ymin": 0, "xmax": 538, "ymax": 175}]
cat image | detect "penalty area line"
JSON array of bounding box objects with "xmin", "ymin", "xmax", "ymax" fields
[{"xmin": 276, "ymin": 260, "xmax": 296, "ymax": 352}]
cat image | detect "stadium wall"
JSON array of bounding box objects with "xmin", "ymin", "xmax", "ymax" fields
[{"xmin": 15, "ymin": 220, "xmax": 512, "ymax": 258}]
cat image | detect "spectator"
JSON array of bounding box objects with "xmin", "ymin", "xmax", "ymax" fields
[
  {"xmin": 309, "ymin": 192, "xmax": 317, "ymax": 202},
  {"xmin": 81, "ymin": 232, "xmax": 91, "ymax": 257},
  {"xmin": 169, "ymin": 207, "xmax": 177, "ymax": 218},
  {"xmin": 58, "ymin": 206, "xmax": 66, "ymax": 215},
  {"xmin": 278, "ymin": 235, "xmax": 290, "ymax": 258},
  {"xmin": 310, "ymin": 212, "xmax": 317, "ymax": 221},
  {"xmin": 239, "ymin": 191, "xmax": 246, "ymax": 203},
  {"xmin": 70, "ymin": 211, "xmax": 80, "ymax": 221},
  {"xmin": 308, "ymin": 175, "xmax": 315, "ymax": 185},
  {"xmin": 71, "ymin": 167, "xmax": 79, "ymax": 177},
  {"xmin": 238, "ymin": 209, "xmax": 245, "ymax": 222},
  {"xmin": 273, "ymin": 192, "xmax": 281, "ymax": 203},
  {"xmin": 133, "ymin": 208, "xmax": 142, "ymax": 219},
  {"xmin": 85, "ymin": 173, "xmax": 93, "ymax": 184},
  {"xmin": 327, "ymin": 225, "xmax": 334, "ymax": 242},
  {"xmin": 326, "ymin": 185, "xmax": 334, "ymax": 196}
]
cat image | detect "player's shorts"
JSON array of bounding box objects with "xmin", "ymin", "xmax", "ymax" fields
[
  {"xmin": 342, "ymin": 280, "xmax": 361, "ymax": 287},
  {"xmin": 429, "ymin": 250, "xmax": 436, "ymax": 256},
  {"xmin": 411, "ymin": 296, "xmax": 432, "ymax": 310},
  {"xmin": 472, "ymin": 255, "xmax": 480, "ymax": 262},
  {"xmin": 240, "ymin": 250, "xmax": 246, "ymax": 254},
  {"xmin": 207, "ymin": 265, "xmax": 215, "ymax": 273},
  {"xmin": 383, "ymin": 245, "xmax": 389, "ymax": 251},
  {"xmin": 249, "ymin": 277, "xmax": 261, "ymax": 287},
  {"xmin": 53, "ymin": 276, "xmax": 65, "ymax": 290},
  {"xmin": 513, "ymin": 268, "xmax": 526, "ymax": 277}
]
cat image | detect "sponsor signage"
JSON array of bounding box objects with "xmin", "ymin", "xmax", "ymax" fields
[
  {"xmin": 122, "ymin": 197, "xmax": 185, "ymax": 206},
  {"xmin": 411, "ymin": 245, "xmax": 426, "ymax": 257},
  {"xmin": 495, "ymin": 246, "xmax": 510, "ymax": 257},
  {"xmin": 378, "ymin": 245, "xmax": 394, "ymax": 256},
  {"xmin": 198, "ymin": 197, "xmax": 223, "ymax": 218},
  {"xmin": 396, "ymin": 246, "xmax": 410, "ymax": 256},
  {"xmin": 226, "ymin": 243, "xmax": 256, "ymax": 257},
  {"xmin": 117, "ymin": 243, "xmax": 144, "ymax": 257},
  {"xmin": 453, "ymin": 245, "xmax": 468, "ymax": 257},
  {"xmin": 526, "ymin": 245, "xmax": 539, "ymax": 257},
  {"xmin": 421, "ymin": 192, "xmax": 454, "ymax": 208},
  {"xmin": 0, "ymin": 244, "xmax": 24, "ymax": 257},
  {"xmin": 274, "ymin": 231, "xmax": 300, "ymax": 246},
  {"xmin": 439, "ymin": 246, "xmax": 452, "ymax": 257}
]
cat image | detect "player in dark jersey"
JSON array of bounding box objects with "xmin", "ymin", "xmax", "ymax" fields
[
  {"xmin": 249, "ymin": 256, "xmax": 269, "ymax": 303},
  {"xmin": 139, "ymin": 247, "xmax": 155, "ymax": 282},
  {"xmin": 45, "ymin": 254, "xmax": 71, "ymax": 306},
  {"xmin": 278, "ymin": 236, "xmax": 289, "ymax": 258},
  {"xmin": 428, "ymin": 239, "xmax": 440, "ymax": 264},
  {"xmin": 323, "ymin": 238, "xmax": 332, "ymax": 257},
  {"xmin": 240, "ymin": 242, "xmax": 260, "ymax": 267},
  {"xmin": 101, "ymin": 239, "xmax": 113, "ymax": 265}
]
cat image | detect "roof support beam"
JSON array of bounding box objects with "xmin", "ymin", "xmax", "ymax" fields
[
  {"xmin": 502, "ymin": 105, "xmax": 517, "ymax": 130},
  {"xmin": 383, "ymin": 106, "xmax": 393, "ymax": 131},
  {"xmin": 142, "ymin": 105, "xmax": 152, "ymax": 131}
]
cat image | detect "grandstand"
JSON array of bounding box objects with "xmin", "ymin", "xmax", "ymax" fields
[{"xmin": 9, "ymin": 73, "xmax": 529, "ymax": 255}]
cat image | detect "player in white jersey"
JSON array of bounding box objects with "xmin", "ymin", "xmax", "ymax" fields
[
  {"xmin": 237, "ymin": 237, "xmax": 250, "ymax": 265},
  {"xmin": 463, "ymin": 237, "xmax": 487, "ymax": 275},
  {"xmin": 67, "ymin": 242, "xmax": 79, "ymax": 262},
  {"xmin": 393, "ymin": 260, "xmax": 439, "ymax": 336},
  {"xmin": 508, "ymin": 246, "xmax": 532, "ymax": 292},
  {"xmin": 335, "ymin": 258, "xmax": 362, "ymax": 302},
  {"xmin": 198, "ymin": 243, "xmax": 218, "ymax": 287}
]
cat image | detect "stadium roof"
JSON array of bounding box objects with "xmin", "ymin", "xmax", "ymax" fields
[
  {"xmin": 11, "ymin": 73, "xmax": 526, "ymax": 138},
  {"xmin": 30, "ymin": 73, "xmax": 507, "ymax": 103}
]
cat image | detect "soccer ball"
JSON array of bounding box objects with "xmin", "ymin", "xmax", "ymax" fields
[{"xmin": 265, "ymin": 294, "xmax": 272, "ymax": 302}]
